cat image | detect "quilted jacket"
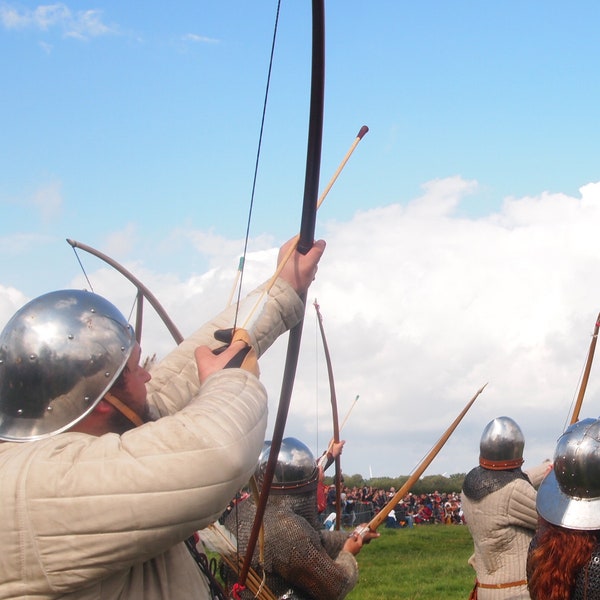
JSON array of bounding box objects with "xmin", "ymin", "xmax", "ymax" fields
[{"xmin": 0, "ymin": 278, "xmax": 303, "ymax": 599}]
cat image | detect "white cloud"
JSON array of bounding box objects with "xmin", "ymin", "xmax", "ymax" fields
[
  {"xmin": 264, "ymin": 177, "xmax": 600, "ymax": 477},
  {"xmin": 182, "ymin": 33, "xmax": 219, "ymax": 44},
  {"xmin": 2, "ymin": 177, "xmax": 600, "ymax": 480},
  {"xmin": 0, "ymin": 3, "xmax": 116, "ymax": 40},
  {"xmin": 0, "ymin": 284, "xmax": 28, "ymax": 323},
  {"xmin": 64, "ymin": 8, "xmax": 113, "ymax": 40},
  {"xmin": 103, "ymin": 223, "xmax": 137, "ymax": 259},
  {"xmin": 180, "ymin": 229, "xmax": 276, "ymax": 272}
]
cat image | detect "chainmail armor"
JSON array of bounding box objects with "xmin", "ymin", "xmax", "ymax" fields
[
  {"xmin": 222, "ymin": 491, "xmax": 358, "ymax": 600},
  {"xmin": 573, "ymin": 544, "xmax": 600, "ymax": 600},
  {"xmin": 462, "ymin": 466, "xmax": 532, "ymax": 501}
]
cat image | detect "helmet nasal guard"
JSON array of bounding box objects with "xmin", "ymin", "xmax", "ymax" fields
[{"xmin": 0, "ymin": 289, "xmax": 135, "ymax": 442}]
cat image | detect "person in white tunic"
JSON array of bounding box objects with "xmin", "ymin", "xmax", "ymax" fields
[
  {"xmin": 0, "ymin": 237, "xmax": 325, "ymax": 600},
  {"xmin": 461, "ymin": 416, "xmax": 549, "ymax": 600}
]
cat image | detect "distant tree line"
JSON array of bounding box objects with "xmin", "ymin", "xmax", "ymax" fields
[{"xmin": 323, "ymin": 473, "xmax": 467, "ymax": 495}]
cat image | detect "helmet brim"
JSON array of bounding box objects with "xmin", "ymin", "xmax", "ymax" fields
[{"xmin": 537, "ymin": 469, "xmax": 600, "ymax": 530}]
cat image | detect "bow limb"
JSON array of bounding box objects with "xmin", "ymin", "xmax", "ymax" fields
[
  {"xmin": 296, "ymin": 0, "xmax": 325, "ymax": 255},
  {"xmin": 238, "ymin": 0, "xmax": 325, "ymax": 587},
  {"xmin": 66, "ymin": 238, "xmax": 184, "ymax": 345},
  {"xmin": 569, "ymin": 312, "xmax": 600, "ymax": 425},
  {"xmin": 313, "ymin": 299, "xmax": 342, "ymax": 530},
  {"xmin": 355, "ymin": 383, "xmax": 488, "ymax": 537}
]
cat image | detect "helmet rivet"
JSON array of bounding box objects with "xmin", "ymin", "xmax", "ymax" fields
[
  {"xmin": 104, "ymin": 371, "xmax": 111, "ymax": 378},
  {"xmin": 84, "ymin": 396, "xmax": 92, "ymax": 403},
  {"xmin": 46, "ymin": 406, "xmax": 53, "ymax": 412},
  {"xmin": 29, "ymin": 354, "xmax": 37, "ymax": 361},
  {"xmin": 90, "ymin": 308, "xmax": 96, "ymax": 313},
  {"xmin": 17, "ymin": 409, "xmax": 23, "ymax": 415},
  {"xmin": 68, "ymin": 334, "xmax": 74, "ymax": 340}
]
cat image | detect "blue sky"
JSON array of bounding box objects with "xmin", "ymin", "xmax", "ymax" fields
[{"xmin": 2, "ymin": 2, "xmax": 600, "ymax": 478}]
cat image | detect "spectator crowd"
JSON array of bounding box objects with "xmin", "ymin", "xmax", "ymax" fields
[{"xmin": 321, "ymin": 484, "xmax": 464, "ymax": 529}]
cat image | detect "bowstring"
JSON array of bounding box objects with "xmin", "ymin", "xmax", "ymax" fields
[
  {"xmin": 231, "ymin": 0, "xmax": 282, "ymax": 584},
  {"xmin": 70, "ymin": 246, "xmax": 94, "ymax": 292},
  {"xmin": 70, "ymin": 245, "xmax": 139, "ymax": 324},
  {"xmin": 314, "ymin": 307, "xmax": 321, "ymax": 454},
  {"xmin": 232, "ymin": 0, "xmax": 282, "ymax": 332}
]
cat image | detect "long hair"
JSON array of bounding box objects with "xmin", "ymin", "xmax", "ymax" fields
[{"xmin": 527, "ymin": 518, "xmax": 599, "ymax": 599}]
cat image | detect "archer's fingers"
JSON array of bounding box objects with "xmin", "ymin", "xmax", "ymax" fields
[
  {"xmin": 279, "ymin": 239, "xmax": 326, "ymax": 294},
  {"xmin": 194, "ymin": 341, "xmax": 247, "ymax": 383}
]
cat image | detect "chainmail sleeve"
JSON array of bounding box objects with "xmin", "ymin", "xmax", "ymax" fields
[
  {"xmin": 319, "ymin": 529, "xmax": 348, "ymax": 558},
  {"xmin": 223, "ymin": 493, "xmax": 358, "ymax": 600},
  {"xmin": 267, "ymin": 511, "xmax": 358, "ymax": 600}
]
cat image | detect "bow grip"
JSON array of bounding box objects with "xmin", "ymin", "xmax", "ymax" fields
[{"xmin": 213, "ymin": 328, "xmax": 252, "ymax": 369}]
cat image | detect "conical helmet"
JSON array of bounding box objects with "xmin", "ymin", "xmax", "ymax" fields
[
  {"xmin": 479, "ymin": 416, "xmax": 525, "ymax": 470},
  {"xmin": 255, "ymin": 437, "xmax": 319, "ymax": 494},
  {"xmin": 537, "ymin": 418, "xmax": 600, "ymax": 530},
  {"xmin": 0, "ymin": 289, "xmax": 135, "ymax": 442}
]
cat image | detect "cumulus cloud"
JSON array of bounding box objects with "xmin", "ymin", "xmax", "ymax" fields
[
  {"xmin": 103, "ymin": 223, "xmax": 138, "ymax": 259},
  {"xmin": 0, "ymin": 284, "xmax": 28, "ymax": 321},
  {"xmin": 180, "ymin": 228, "xmax": 276, "ymax": 271},
  {"xmin": 2, "ymin": 177, "xmax": 600, "ymax": 479},
  {"xmin": 0, "ymin": 3, "xmax": 117, "ymax": 40}
]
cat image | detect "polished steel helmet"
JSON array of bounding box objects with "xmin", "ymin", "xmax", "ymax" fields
[
  {"xmin": 0, "ymin": 289, "xmax": 136, "ymax": 442},
  {"xmin": 537, "ymin": 418, "xmax": 600, "ymax": 530},
  {"xmin": 479, "ymin": 416, "xmax": 525, "ymax": 470},
  {"xmin": 255, "ymin": 437, "xmax": 319, "ymax": 494}
]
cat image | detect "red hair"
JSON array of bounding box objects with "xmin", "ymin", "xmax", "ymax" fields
[{"xmin": 527, "ymin": 518, "xmax": 598, "ymax": 599}]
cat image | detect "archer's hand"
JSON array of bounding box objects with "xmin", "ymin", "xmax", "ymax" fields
[
  {"xmin": 278, "ymin": 237, "xmax": 326, "ymax": 295},
  {"xmin": 195, "ymin": 340, "xmax": 256, "ymax": 384},
  {"xmin": 327, "ymin": 439, "xmax": 345, "ymax": 460},
  {"xmin": 343, "ymin": 525, "xmax": 379, "ymax": 555}
]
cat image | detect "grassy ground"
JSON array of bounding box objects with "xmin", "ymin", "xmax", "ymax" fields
[
  {"xmin": 208, "ymin": 523, "xmax": 475, "ymax": 599},
  {"xmin": 347, "ymin": 524, "xmax": 475, "ymax": 600}
]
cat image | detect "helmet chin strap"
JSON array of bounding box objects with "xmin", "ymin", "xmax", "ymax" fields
[{"xmin": 103, "ymin": 392, "xmax": 144, "ymax": 428}]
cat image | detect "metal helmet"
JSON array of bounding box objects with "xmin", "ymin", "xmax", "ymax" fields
[
  {"xmin": 479, "ymin": 416, "xmax": 525, "ymax": 470},
  {"xmin": 255, "ymin": 437, "xmax": 319, "ymax": 494},
  {"xmin": 0, "ymin": 289, "xmax": 136, "ymax": 442},
  {"xmin": 537, "ymin": 418, "xmax": 600, "ymax": 530}
]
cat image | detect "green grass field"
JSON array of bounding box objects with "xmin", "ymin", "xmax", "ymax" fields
[
  {"xmin": 347, "ymin": 524, "xmax": 475, "ymax": 600},
  {"xmin": 208, "ymin": 523, "xmax": 476, "ymax": 599}
]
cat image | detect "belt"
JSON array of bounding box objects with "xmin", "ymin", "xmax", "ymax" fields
[{"xmin": 477, "ymin": 579, "xmax": 527, "ymax": 590}]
